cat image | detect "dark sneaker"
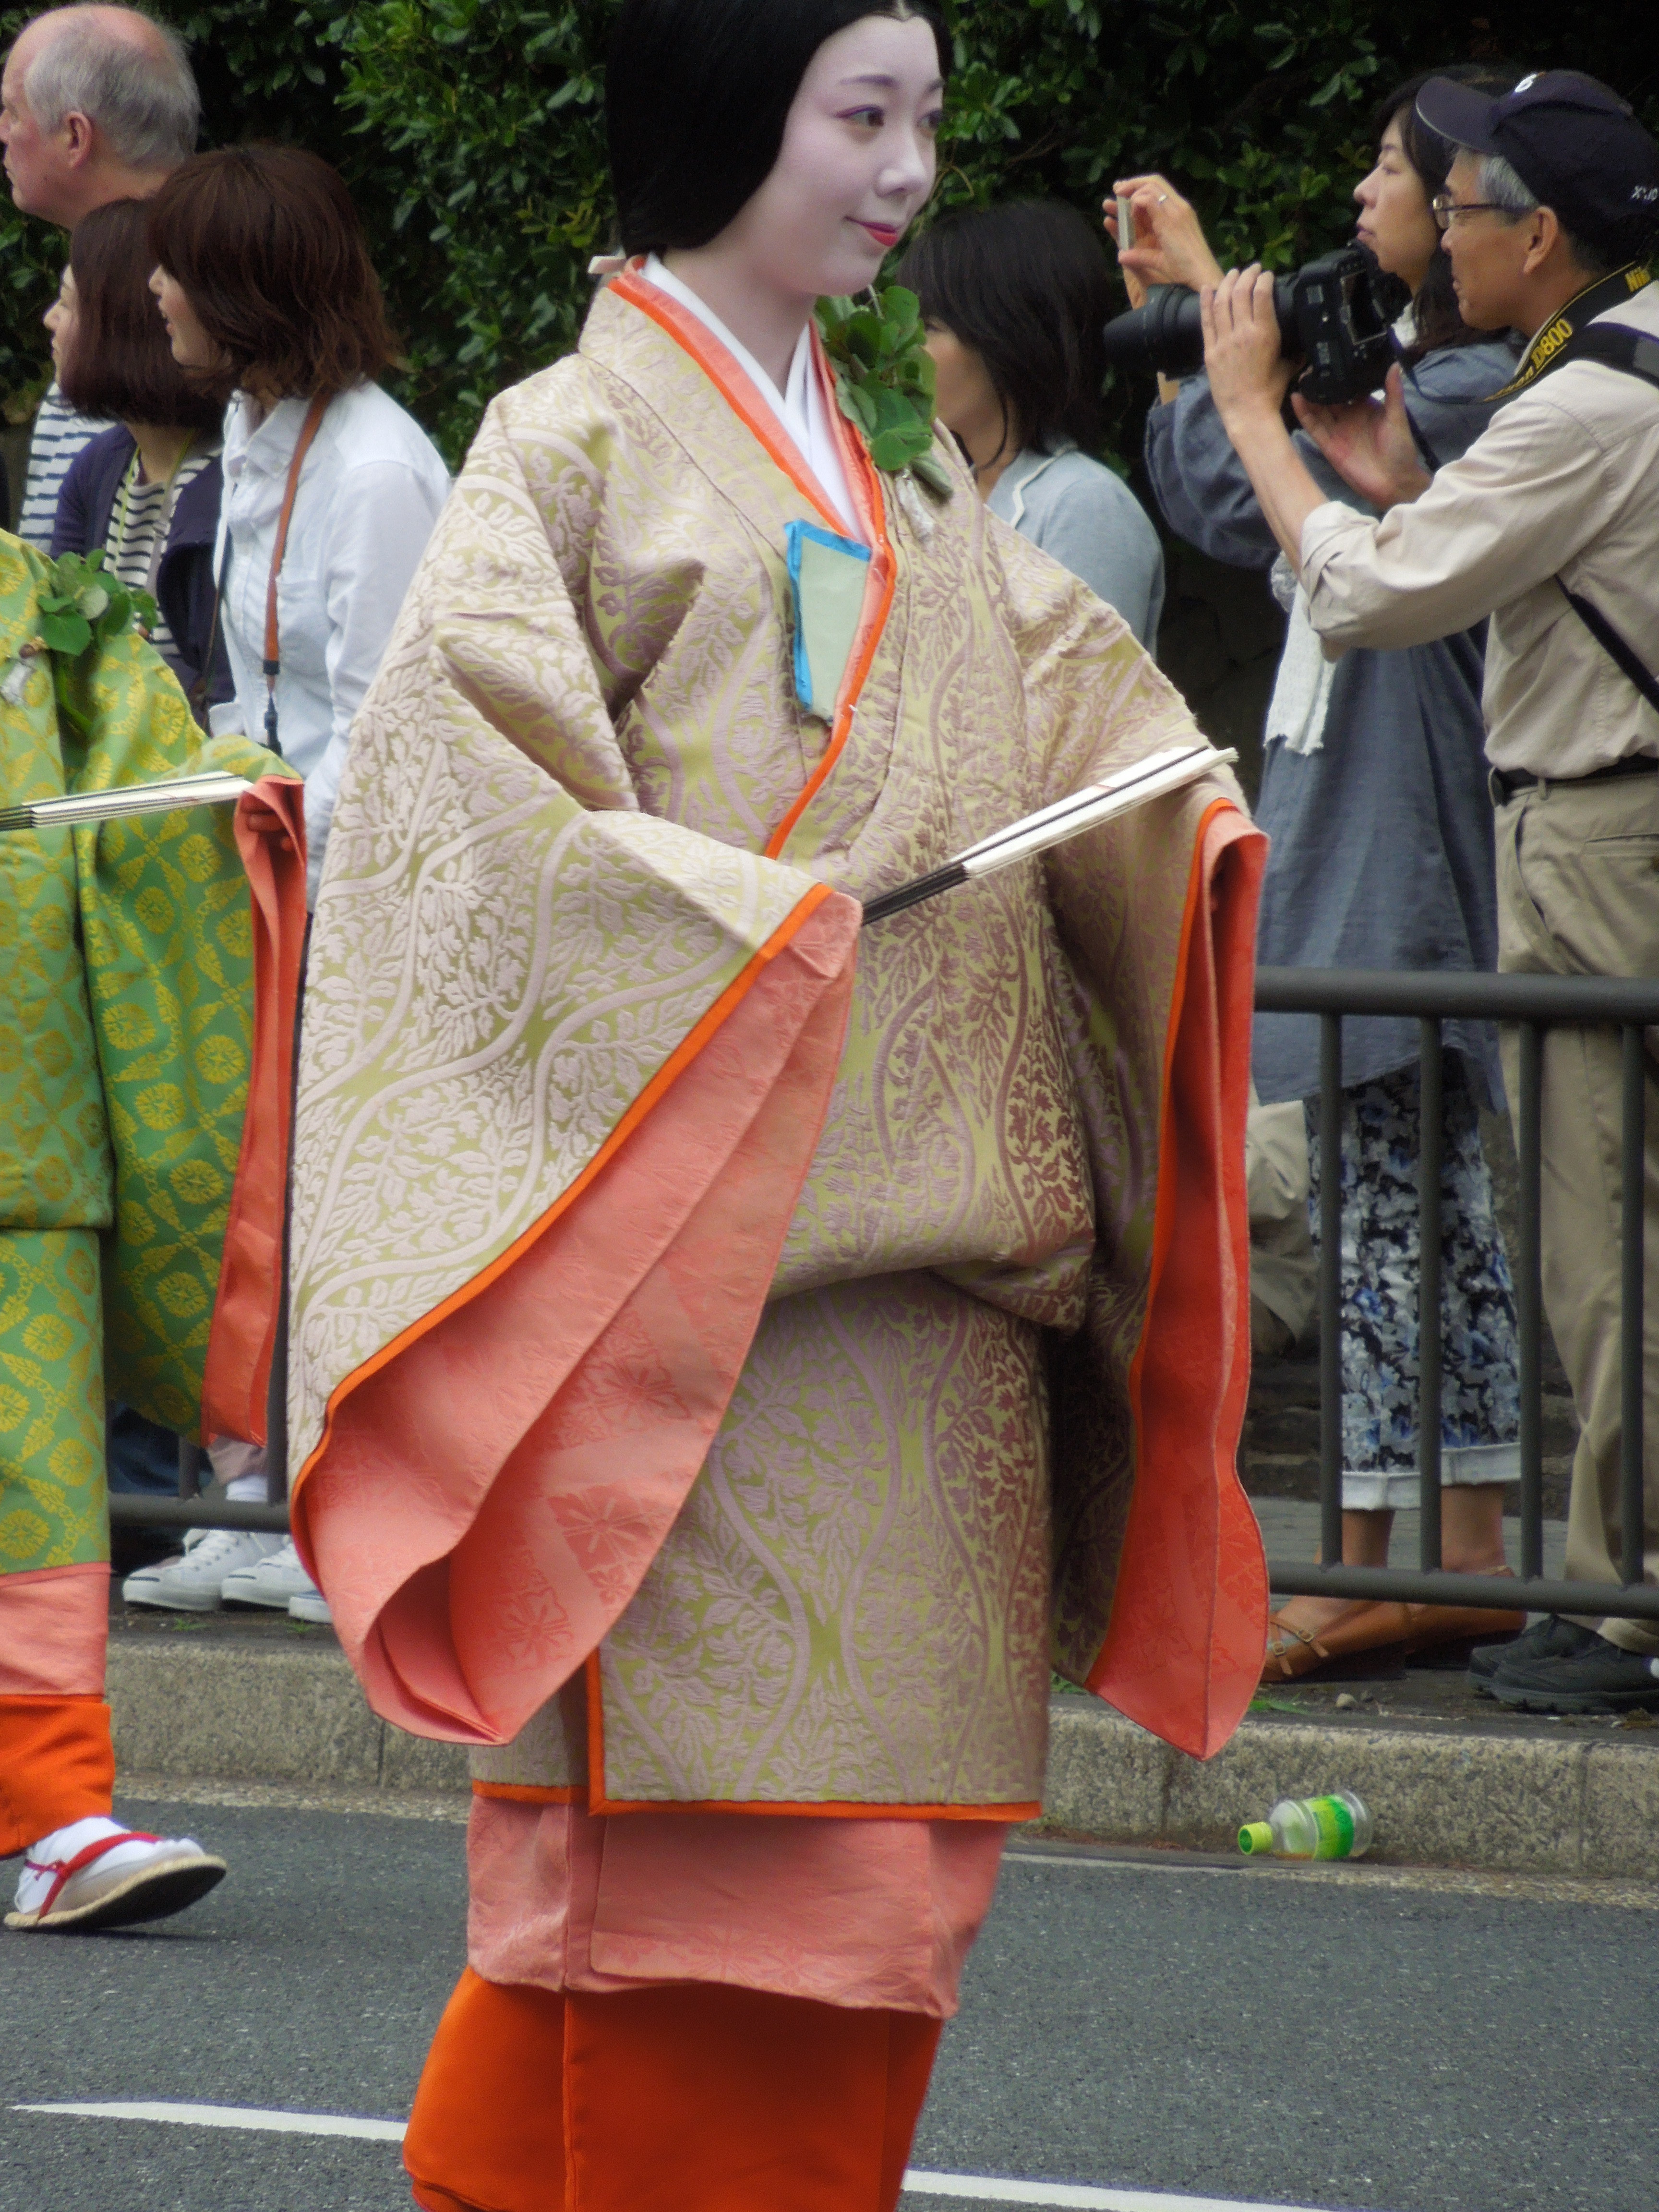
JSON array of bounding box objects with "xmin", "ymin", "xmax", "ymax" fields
[
  {"xmin": 1468, "ymin": 1613, "xmax": 1599, "ymax": 1691},
  {"xmin": 1488, "ymin": 1636, "xmax": 1659, "ymax": 1715}
]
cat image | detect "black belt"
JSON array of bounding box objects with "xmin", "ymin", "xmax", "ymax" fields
[{"xmin": 1490, "ymin": 755, "xmax": 1659, "ymax": 804}]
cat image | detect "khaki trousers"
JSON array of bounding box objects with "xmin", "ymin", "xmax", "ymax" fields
[{"xmin": 1495, "ymin": 776, "xmax": 1659, "ymax": 1653}]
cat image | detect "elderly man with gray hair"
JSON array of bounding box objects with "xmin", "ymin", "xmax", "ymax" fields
[{"xmin": 1, "ymin": 3, "xmax": 199, "ymax": 543}]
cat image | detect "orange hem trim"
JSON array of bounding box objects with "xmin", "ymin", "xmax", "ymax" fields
[
  {"xmin": 1094, "ymin": 794, "xmax": 1237, "ymax": 1695},
  {"xmin": 471, "ymin": 1782, "xmax": 582, "ymax": 1805},
  {"xmin": 291, "ymin": 882, "xmax": 833, "ymax": 1506},
  {"xmin": 584, "ymin": 1652, "xmax": 1030, "ymax": 1820},
  {"xmin": 608, "ymin": 267, "xmax": 896, "ymax": 866}
]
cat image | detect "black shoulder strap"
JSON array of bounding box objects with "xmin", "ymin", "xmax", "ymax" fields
[
  {"xmin": 1558, "ymin": 581, "xmax": 1659, "ymax": 715},
  {"xmin": 1553, "ymin": 325, "xmax": 1659, "ymax": 714},
  {"xmin": 1562, "ymin": 322, "xmax": 1659, "ymax": 386}
]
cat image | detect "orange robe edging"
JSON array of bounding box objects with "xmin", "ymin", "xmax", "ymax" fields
[
  {"xmin": 1090, "ymin": 801, "xmax": 1269, "ymax": 1756},
  {"xmin": 291, "ymin": 890, "xmax": 860, "ymax": 1745},
  {"xmin": 199, "ymin": 772, "xmax": 309, "ymax": 1444},
  {"xmin": 607, "ymin": 266, "xmax": 897, "ymax": 865}
]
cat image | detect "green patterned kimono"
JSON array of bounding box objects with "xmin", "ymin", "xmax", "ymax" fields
[{"xmin": 1, "ymin": 530, "xmax": 293, "ymax": 1580}]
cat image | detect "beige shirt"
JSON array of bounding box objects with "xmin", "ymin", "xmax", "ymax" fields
[{"xmin": 1301, "ymin": 279, "xmax": 1659, "ymax": 778}]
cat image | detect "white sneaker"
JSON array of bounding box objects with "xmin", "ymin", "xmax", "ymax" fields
[
  {"xmin": 6, "ymin": 1815, "xmax": 226, "ymax": 1933},
  {"xmin": 121, "ymin": 1552, "xmax": 185, "ymax": 1606},
  {"xmin": 221, "ymin": 1536, "xmax": 319, "ymax": 1611},
  {"xmin": 288, "ymin": 1588, "xmax": 334, "ymax": 1626},
  {"xmin": 150, "ymin": 1527, "xmax": 283, "ymax": 1612}
]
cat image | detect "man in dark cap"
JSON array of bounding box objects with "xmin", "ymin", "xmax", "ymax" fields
[{"xmin": 1198, "ymin": 70, "xmax": 1659, "ymax": 1714}]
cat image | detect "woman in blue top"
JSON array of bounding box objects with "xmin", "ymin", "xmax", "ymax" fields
[
  {"xmin": 1120, "ymin": 66, "xmax": 1527, "ymax": 1679},
  {"xmin": 898, "ymin": 197, "xmax": 1165, "ymax": 647}
]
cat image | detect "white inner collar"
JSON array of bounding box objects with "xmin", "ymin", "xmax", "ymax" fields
[{"xmin": 643, "ymin": 255, "xmax": 857, "ymax": 536}]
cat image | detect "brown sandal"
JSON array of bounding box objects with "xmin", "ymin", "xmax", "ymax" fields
[{"xmin": 1261, "ymin": 1599, "xmax": 1415, "ymax": 1683}]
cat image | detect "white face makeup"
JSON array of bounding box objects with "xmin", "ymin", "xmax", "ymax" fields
[{"xmin": 716, "ymin": 13, "xmax": 943, "ymax": 305}]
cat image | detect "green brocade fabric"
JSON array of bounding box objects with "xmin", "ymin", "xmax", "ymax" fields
[
  {"xmin": 0, "ymin": 1231, "xmax": 105, "ymax": 1571},
  {"xmin": 1, "ymin": 531, "xmax": 296, "ymax": 1571}
]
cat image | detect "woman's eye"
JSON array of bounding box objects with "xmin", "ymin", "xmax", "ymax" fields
[
  {"xmin": 842, "ymin": 105, "xmax": 884, "ymax": 129},
  {"xmin": 919, "ymin": 107, "xmax": 943, "ymax": 136}
]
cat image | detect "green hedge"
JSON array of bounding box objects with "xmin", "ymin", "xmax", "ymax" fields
[{"xmin": 2, "ymin": 0, "xmax": 1652, "ymax": 464}]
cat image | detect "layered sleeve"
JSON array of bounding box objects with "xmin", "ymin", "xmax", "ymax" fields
[
  {"xmin": 989, "ymin": 527, "xmax": 1270, "ymax": 1756},
  {"xmin": 287, "ymin": 384, "xmax": 862, "ymax": 1745}
]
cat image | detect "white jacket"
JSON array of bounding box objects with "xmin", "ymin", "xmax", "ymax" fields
[{"xmin": 210, "ymin": 381, "xmax": 451, "ymax": 902}]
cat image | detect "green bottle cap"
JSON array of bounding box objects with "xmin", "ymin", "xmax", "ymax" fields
[{"xmin": 1238, "ymin": 1821, "xmax": 1274, "ymax": 1855}]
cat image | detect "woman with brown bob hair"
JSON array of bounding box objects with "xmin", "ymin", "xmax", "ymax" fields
[
  {"xmin": 145, "ymin": 144, "xmax": 449, "ymax": 912},
  {"xmin": 49, "ymin": 197, "xmax": 230, "ymax": 716},
  {"xmin": 131, "ymin": 143, "xmax": 449, "ymax": 1629}
]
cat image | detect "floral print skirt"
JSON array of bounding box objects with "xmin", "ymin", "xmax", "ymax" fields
[{"xmin": 1306, "ymin": 1060, "xmax": 1520, "ymax": 1511}]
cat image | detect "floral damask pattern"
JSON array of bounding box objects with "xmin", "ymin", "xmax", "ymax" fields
[{"xmin": 300, "ymin": 282, "xmax": 1253, "ymax": 1805}]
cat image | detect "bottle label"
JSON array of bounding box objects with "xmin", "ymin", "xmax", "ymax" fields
[{"xmin": 1309, "ymin": 1795, "xmax": 1356, "ymax": 1859}]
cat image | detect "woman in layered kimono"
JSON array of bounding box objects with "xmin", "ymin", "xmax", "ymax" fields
[
  {"xmin": 286, "ymin": 2, "xmax": 1266, "ymax": 2203},
  {"xmin": 0, "ymin": 529, "xmax": 305, "ymax": 1933}
]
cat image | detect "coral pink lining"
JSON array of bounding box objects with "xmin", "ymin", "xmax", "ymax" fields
[
  {"xmin": 0, "ymin": 1564, "xmax": 109, "ymax": 1697},
  {"xmin": 465, "ymin": 1797, "xmax": 1009, "ymax": 2016},
  {"xmin": 200, "ymin": 773, "xmax": 308, "ymax": 1444},
  {"xmin": 292, "ymin": 893, "xmax": 859, "ymax": 1747},
  {"xmin": 1090, "ymin": 803, "xmax": 1269, "ymax": 1756}
]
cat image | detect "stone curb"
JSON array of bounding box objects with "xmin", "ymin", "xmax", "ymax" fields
[
  {"xmin": 108, "ymin": 1644, "xmax": 1659, "ymax": 1880},
  {"xmin": 1045, "ymin": 1702, "xmax": 1659, "ymax": 1879}
]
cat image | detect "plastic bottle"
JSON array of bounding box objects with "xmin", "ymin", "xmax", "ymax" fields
[{"xmin": 1238, "ymin": 1790, "xmax": 1373, "ymax": 1861}]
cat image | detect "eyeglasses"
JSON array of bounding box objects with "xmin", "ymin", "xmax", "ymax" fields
[{"xmin": 1431, "ymin": 194, "xmax": 1512, "ymax": 232}]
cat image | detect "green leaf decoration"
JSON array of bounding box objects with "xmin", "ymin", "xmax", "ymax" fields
[
  {"xmin": 27, "ymin": 545, "xmax": 160, "ymax": 679},
  {"xmin": 815, "ymin": 283, "xmax": 952, "ymax": 507},
  {"xmin": 38, "ymin": 609, "xmax": 92, "ymax": 655}
]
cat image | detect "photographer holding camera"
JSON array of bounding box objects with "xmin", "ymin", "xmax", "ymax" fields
[
  {"xmin": 1114, "ymin": 68, "xmax": 1527, "ymax": 1684},
  {"xmin": 1200, "ymin": 70, "xmax": 1659, "ymax": 1714}
]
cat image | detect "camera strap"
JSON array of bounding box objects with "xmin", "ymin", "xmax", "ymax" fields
[
  {"xmin": 1486, "ymin": 263, "xmax": 1652, "ymax": 400},
  {"xmin": 1532, "ymin": 323, "xmax": 1659, "ymax": 717}
]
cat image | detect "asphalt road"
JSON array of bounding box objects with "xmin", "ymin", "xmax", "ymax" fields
[{"xmin": 1, "ymin": 1792, "xmax": 1654, "ymax": 2212}]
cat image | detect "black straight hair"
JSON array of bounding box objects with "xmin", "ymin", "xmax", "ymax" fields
[
  {"xmin": 608, "ymin": 0, "xmax": 947, "ymax": 257},
  {"xmin": 896, "ymin": 199, "xmax": 1114, "ymax": 459},
  {"xmin": 1370, "ymin": 62, "xmax": 1519, "ymax": 359}
]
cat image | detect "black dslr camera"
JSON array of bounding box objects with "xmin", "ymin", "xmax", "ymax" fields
[{"xmin": 1100, "ymin": 246, "xmax": 1407, "ymax": 406}]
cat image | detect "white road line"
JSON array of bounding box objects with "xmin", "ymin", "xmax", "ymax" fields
[
  {"xmin": 14, "ymin": 2102, "xmax": 406, "ymax": 2141},
  {"xmin": 12, "ymin": 2102, "xmax": 1366, "ymax": 2212},
  {"xmin": 904, "ymin": 2176, "xmax": 1340, "ymax": 2210}
]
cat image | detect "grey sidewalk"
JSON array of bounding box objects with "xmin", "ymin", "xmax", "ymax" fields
[{"xmin": 106, "ymin": 1482, "xmax": 1659, "ymax": 1882}]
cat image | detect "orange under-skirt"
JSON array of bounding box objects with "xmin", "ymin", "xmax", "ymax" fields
[
  {"xmin": 0, "ymin": 1694, "xmax": 114, "ymax": 1857},
  {"xmin": 405, "ymin": 1967, "xmax": 942, "ymax": 2212}
]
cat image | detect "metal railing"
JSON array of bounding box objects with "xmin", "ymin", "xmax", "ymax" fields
[
  {"xmin": 1257, "ymin": 964, "xmax": 1659, "ymax": 1621},
  {"xmin": 112, "ymin": 963, "xmax": 1659, "ymax": 1622}
]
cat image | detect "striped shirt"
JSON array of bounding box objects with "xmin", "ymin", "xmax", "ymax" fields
[
  {"xmin": 103, "ymin": 443, "xmax": 218, "ymax": 673},
  {"xmin": 18, "ymin": 384, "xmax": 108, "ymax": 549}
]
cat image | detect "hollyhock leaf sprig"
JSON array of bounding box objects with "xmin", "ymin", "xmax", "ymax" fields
[
  {"xmin": 2, "ymin": 548, "xmax": 159, "ymax": 721},
  {"xmin": 817, "ymin": 285, "xmax": 955, "ymax": 501}
]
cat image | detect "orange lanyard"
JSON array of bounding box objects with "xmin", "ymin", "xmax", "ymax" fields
[{"xmin": 260, "ymin": 392, "xmax": 330, "ymax": 751}]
